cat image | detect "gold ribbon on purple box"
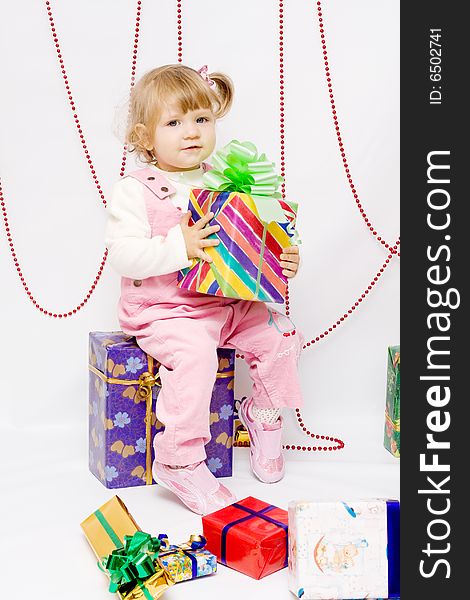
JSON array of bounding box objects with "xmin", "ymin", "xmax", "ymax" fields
[{"xmin": 89, "ymin": 357, "xmax": 160, "ymax": 485}]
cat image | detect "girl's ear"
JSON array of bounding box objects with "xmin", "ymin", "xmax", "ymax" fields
[{"xmin": 134, "ymin": 123, "xmax": 153, "ymax": 150}]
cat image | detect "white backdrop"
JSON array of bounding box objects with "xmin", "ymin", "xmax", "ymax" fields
[{"xmin": 0, "ymin": 1, "xmax": 399, "ymax": 598}]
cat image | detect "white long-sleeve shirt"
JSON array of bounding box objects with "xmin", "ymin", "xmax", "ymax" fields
[{"xmin": 105, "ymin": 165, "xmax": 205, "ymax": 279}]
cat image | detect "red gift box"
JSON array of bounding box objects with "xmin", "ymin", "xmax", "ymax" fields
[{"xmin": 201, "ymin": 496, "xmax": 288, "ymax": 580}]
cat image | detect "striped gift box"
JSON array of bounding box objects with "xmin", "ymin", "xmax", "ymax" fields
[{"xmin": 177, "ymin": 188, "xmax": 298, "ymax": 303}]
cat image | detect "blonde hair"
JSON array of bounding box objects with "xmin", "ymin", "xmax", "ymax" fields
[{"xmin": 126, "ymin": 64, "xmax": 234, "ymax": 164}]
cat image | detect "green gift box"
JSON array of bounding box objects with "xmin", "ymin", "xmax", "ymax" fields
[{"xmin": 384, "ymin": 345, "xmax": 400, "ymax": 457}]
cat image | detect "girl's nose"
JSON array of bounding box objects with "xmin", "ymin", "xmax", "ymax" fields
[{"xmin": 183, "ymin": 124, "xmax": 200, "ymax": 138}]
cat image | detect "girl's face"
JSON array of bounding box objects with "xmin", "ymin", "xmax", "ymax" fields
[{"xmin": 150, "ymin": 102, "xmax": 216, "ymax": 171}]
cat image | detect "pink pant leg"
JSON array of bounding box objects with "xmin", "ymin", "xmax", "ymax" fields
[
  {"xmin": 135, "ymin": 317, "xmax": 220, "ymax": 466},
  {"xmin": 221, "ymin": 302, "xmax": 304, "ymax": 409}
]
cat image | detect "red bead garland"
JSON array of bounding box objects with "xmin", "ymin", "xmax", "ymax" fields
[
  {"xmin": 177, "ymin": 1, "xmax": 183, "ymax": 62},
  {"xmin": 302, "ymin": 252, "xmax": 394, "ymax": 348},
  {"xmin": 316, "ymin": 1, "xmax": 400, "ymax": 257},
  {"xmin": 236, "ymin": 253, "xmax": 395, "ymax": 360},
  {"xmin": 279, "ymin": 0, "xmax": 286, "ymax": 197},
  {"xmin": 0, "ymin": 0, "xmax": 143, "ymax": 318},
  {"xmin": 233, "ymin": 252, "xmax": 395, "ymax": 368},
  {"xmin": 279, "ymin": 1, "xmax": 292, "ymax": 327},
  {"xmin": 284, "ymin": 409, "xmax": 345, "ymax": 451}
]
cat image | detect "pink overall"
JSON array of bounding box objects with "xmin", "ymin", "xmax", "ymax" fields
[{"xmin": 118, "ymin": 168, "xmax": 304, "ymax": 467}]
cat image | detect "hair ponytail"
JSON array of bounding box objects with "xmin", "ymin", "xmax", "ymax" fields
[{"xmin": 209, "ymin": 72, "xmax": 234, "ymax": 119}]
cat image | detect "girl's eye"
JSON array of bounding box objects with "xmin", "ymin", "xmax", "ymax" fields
[
  {"xmin": 196, "ymin": 116, "xmax": 209, "ymax": 123},
  {"xmin": 167, "ymin": 120, "xmax": 179, "ymax": 127}
]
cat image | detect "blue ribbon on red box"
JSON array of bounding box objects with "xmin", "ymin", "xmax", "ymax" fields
[{"xmin": 220, "ymin": 502, "xmax": 288, "ymax": 567}]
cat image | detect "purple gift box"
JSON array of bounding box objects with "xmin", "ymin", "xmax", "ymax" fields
[{"xmin": 88, "ymin": 331, "xmax": 235, "ymax": 489}]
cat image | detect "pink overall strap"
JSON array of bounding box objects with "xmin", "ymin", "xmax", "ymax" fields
[
  {"xmin": 126, "ymin": 168, "xmax": 177, "ymax": 228},
  {"xmin": 126, "ymin": 164, "xmax": 212, "ymax": 221},
  {"xmin": 126, "ymin": 168, "xmax": 176, "ymax": 199}
]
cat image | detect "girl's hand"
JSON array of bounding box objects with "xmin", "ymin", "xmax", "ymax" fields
[
  {"xmin": 280, "ymin": 246, "xmax": 300, "ymax": 277},
  {"xmin": 180, "ymin": 211, "xmax": 220, "ymax": 263}
]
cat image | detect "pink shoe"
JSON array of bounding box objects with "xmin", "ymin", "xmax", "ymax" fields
[
  {"xmin": 238, "ymin": 397, "xmax": 285, "ymax": 483},
  {"xmin": 152, "ymin": 460, "xmax": 237, "ymax": 515}
]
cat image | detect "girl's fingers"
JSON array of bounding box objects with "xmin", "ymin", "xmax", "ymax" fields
[
  {"xmin": 195, "ymin": 211, "xmax": 214, "ymax": 229},
  {"xmin": 282, "ymin": 269, "xmax": 296, "ymax": 277},
  {"xmin": 198, "ymin": 249, "xmax": 213, "ymax": 263},
  {"xmin": 282, "ymin": 245, "xmax": 299, "ymax": 254},
  {"xmin": 180, "ymin": 211, "xmax": 191, "ymax": 225},
  {"xmin": 280, "ymin": 261, "xmax": 298, "ymax": 269},
  {"xmin": 200, "ymin": 238, "xmax": 220, "ymax": 248},
  {"xmin": 280, "ymin": 254, "xmax": 299, "ymax": 263},
  {"xmin": 199, "ymin": 224, "xmax": 220, "ymax": 238}
]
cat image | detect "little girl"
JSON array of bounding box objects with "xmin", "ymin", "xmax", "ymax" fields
[{"xmin": 106, "ymin": 64, "xmax": 303, "ymax": 515}]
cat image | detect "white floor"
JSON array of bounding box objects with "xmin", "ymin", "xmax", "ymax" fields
[{"xmin": 0, "ymin": 421, "xmax": 399, "ymax": 600}]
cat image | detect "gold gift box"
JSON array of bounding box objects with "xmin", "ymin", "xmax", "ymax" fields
[{"xmin": 81, "ymin": 495, "xmax": 173, "ymax": 599}]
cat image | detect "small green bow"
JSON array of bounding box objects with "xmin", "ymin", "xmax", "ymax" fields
[{"xmin": 99, "ymin": 531, "xmax": 162, "ymax": 594}]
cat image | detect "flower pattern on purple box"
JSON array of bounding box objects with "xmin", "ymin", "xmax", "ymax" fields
[{"xmin": 89, "ymin": 331, "xmax": 234, "ymax": 489}]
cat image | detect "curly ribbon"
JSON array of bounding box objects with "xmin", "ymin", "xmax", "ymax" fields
[
  {"xmin": 158, "ymin": 534, "xmax": 207, "ymax": 580},
  {"xmin": 99, "ymin": 531, "xmax": 162, "ymax": 595}
]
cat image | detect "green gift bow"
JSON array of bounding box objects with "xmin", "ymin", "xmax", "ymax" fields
[
  {"xmin": 202, "ymin": 139, "xmax": 291, "ymax": 227},
  {"xmin": 196, "ymin": 139, "xmax": 300, "ymax": 299},
  {"xmin": 99, "ymin": 531, "xmax": 162, "ymax": 594}
]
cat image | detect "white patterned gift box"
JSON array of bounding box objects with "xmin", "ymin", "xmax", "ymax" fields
[{"xmin": 288, "ymin": 499, "xmax": 400, "ymax": 599}]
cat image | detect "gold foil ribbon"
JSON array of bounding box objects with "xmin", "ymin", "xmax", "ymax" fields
[{"xmin": 89, "ymin": 358, "xmax": 235, "ymax": 485}]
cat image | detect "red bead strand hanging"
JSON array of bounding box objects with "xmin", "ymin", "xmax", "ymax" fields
[
  {"xmin": 283, "ymin": 0, "xmax": 343, "ymax": 451},
  {"xmin": 0, "ymin": 1, "xmax": 143, "ymax": 318},
  {"xmin": 287, "ymin": 408, "xmax": 345, "ymax": 452},
  {"xmin": 278, "ymin": 0, "xmax": 286, "ymax": 198},
  {"xmin": 316, "ymin": 1, "xmax": 400, "ymax": 257},
  {"xmin": 301, "ymin": 252, "xmax": 395, "ymax": 349},
  {"xmin": 177, "ymin": 1, "xmax": 183, "ymax": 62},
  {"xmin": 278, "ymin": 0, "xmax": 292, "ymax": 321},
  {"xmin": 0, "ymin": 177, "xmax": 108, "ymax": 318},
  {"xmin": 45, "ymin": 0, "xmax": 143, "ymax": 197}
]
